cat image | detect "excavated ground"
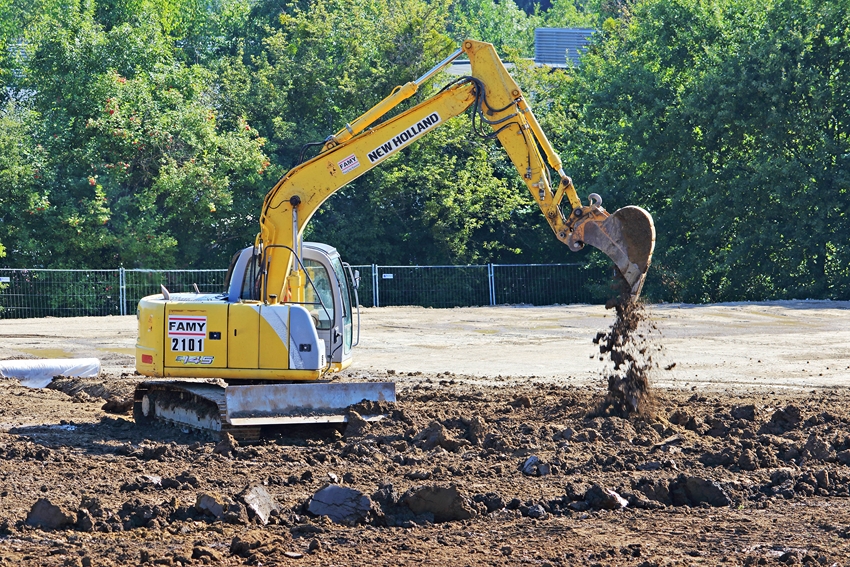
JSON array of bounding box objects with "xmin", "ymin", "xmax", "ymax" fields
[
  {"xmin": 0, "ymin": 304, "xmax": 849, "ymax": 566},
  {"xmin": 0, "ymin": 375, "xmax": 848, "ymax": 566}
]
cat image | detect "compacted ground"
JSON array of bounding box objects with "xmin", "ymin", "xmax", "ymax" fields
[{"xmin": 0, "ymin": 303, "xmax": 849, "ymax": 566}]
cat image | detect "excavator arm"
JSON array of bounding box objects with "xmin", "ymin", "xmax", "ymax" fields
[{"xmin": 258, "ymin": 40, "xmax": 655, "ymax": 304}]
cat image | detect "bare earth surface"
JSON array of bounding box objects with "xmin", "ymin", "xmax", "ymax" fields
[{"xmin": 0, "ymin": 301, "xmax": 849, "ymax": 566}]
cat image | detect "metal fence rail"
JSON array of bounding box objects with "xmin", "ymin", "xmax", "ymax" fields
[
  {"xmin": 123, "ymin": 270, "xmax": 228, "ymax": 311},
  {"xmin": 0, "ymin": 263, "xmax": 609, "ymax": 319},
  {"xmin": 0, "ymin": 269, "xmax": 123, "ymax": 318},
  {"xmin": 349, "ymin": 263, "xmax": 607, "ymax": 308}
]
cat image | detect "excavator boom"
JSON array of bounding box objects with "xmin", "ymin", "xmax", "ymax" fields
[{"xmin": 259, "ymin": 40, "xmax": 654, "ymax": 304}]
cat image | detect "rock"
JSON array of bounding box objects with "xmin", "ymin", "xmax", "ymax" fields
[
  {"xmin": 521, "ymin": 455, "xmax": 540, "ymax": 476},
  {"xmin": 526, "ymin": 504, "xmax": 547, "ymax": 519},
  {"xmin": 467, "ymin": 416, "xmax": 487, "ymax": 446},
  {"xmin": 195, "ymin": 492, "xmax": 230, "ymax": 518},
  {"xmin": 102, "ymin": 397, "xmax": 133, "ymax": 414},
  {"xmin": 802, "ymin": 433, "xmax": 832, "ymax": 461},
  {"xmin": 238, "ymin": 485, "xmax": 281, "ymax": 525},
  {"xmin": 402, "ymin": 485, "xmax": 477, "ymax": 523},
  {"xmin": 837, "ymin": 450, "xmax": 850, "ymax": 465},
  {"xmin": 674, "ymin": 476, "xmax": 731, "ymax": 507},
  {"xmin": 26, "ymin": 498, "xmax": 75, "ymax": 529},
  {"xmin": 584, "ymin": 484, "xmax": 628, "ymax": 510},
  {"xmin": 731, "ymin": 405, "xmax": 757, "ymax": 421},
  {"xmin": 414, "ymin": 421, "xmax": 468, "ymax": 452},
  {"xmin": 307, "ymin": 485, "xmax": 373, "ymax": 525},
  {"xmin": 343, "ymin": 410, "xmax": 370, "ymax": 438},
  {"xmin": 213, "ymin": 433, "xmax": 239, "ymax": 457}
]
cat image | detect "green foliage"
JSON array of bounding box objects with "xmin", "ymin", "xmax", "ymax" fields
[
  {"xmin": 5, "ymin": 2, "xmax": 269, "ymax": 268},
  {"xmin": 0, "ymin": 103, "xmax": 43, "ymax": 261},
  {"xmin": 565, "ymin": 0, "xmax": 850, "ymax": 301},
  {"xmin": 448, "ymin": 0, "xmax": 539, "ymax": 56},
  {"xmin": 4, "ymin": 0, "xmax": 847, "ymax": 304}
]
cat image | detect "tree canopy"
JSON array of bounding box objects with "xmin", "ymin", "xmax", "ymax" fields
[{"xmin": 0, "ymin": 0, "xmax": 847, "ymax": 302}]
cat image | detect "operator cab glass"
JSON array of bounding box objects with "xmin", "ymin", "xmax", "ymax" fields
[
  {"xmin": 304, "ymin": 259, "xmax": 335, "ymax": 330},
  {"xmin": 331, "ymin": 256, "xmax": 354, "ymax": 355},
  {"xmin": 224, "ymin": 246, "xmax": 261, "ymax": 302}
]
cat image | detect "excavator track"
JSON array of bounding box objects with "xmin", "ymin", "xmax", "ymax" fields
[
  {"xmin": 133, "ymin": 379, "xmax": 395, "ymax": 442},
  {"xmin": 133, "ymin": 381, "xmax": 261, "ymax": 442}
]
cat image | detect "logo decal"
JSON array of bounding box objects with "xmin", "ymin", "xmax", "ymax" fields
[
  {"xmin": 175, "ymin": 356, "xmax": 214, "ymax": 365},
  {"xmin": 367, "ymin": 112, "xmax": 441, "ymax": 164},
  {"xmin": 168, "ymin": 315, "xmax": 207, "ymax": 352},
  {"xmin": 338, "ymin": 154, "xmax": 360, "ymax": 174},
  {"xmin": 168, "ymin": 316, "xmax": 206, "ymax": 336}
]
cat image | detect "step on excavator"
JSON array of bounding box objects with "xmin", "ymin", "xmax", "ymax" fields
[{"xmin": 133, "ymin": 40, "xmax": 655, "ymax": 439}]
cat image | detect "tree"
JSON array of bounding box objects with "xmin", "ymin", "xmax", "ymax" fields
[
  {"xmin": 562, "ymin": 0, "xmax": 850, "ymax": 301},
  {"xmin": 5, "ymin": 3, "xmax": 269, "ymax": 268}
]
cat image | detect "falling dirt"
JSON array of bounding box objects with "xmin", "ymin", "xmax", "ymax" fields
[{"xmin": 593, "ymin": 276, "xmax": 658, "ymax": 418}]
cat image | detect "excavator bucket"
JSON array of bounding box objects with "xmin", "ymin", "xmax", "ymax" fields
[{"xmin": 569, "ymin": 206, "xmax": 656, "ymax": 299}]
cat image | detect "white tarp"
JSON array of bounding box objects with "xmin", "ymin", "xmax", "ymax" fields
[{"xmin": 0, "ymin": 358, "xmax": 101, "ymax": 388}]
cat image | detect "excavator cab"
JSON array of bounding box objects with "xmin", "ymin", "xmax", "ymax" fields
[{"xmin": 223, "ymin": 242, "xmax": 359, "ymax": 371}]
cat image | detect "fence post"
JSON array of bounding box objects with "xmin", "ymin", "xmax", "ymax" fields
[
  {"xmin": 372, "ymin": 264, "xmax": 379, "ymax": 307},
  {"xmin": 119, "ymin": 267, "xmax": 126, "ymax": 316},
  {"xmin": 488, "ymin": 264, "xmax": 496, "ymax": 306}
]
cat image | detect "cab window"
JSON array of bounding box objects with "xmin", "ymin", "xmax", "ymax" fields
[{"xmin": 304, "ymin": 259, "xmax": 335, "ymax": 330}]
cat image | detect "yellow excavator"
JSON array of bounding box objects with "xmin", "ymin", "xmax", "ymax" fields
[{"xmin": 133, "ymin": 40, "xmax": 655, "ymax": 437}]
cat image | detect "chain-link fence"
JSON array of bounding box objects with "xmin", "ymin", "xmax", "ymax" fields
[
  {"xmin": 0, "ymin": 263, "xmax": 609, "ymax": 319},
  {"xmin": 0, "ymin": 269, "xmax": 228, "ymax": 319},
  {"xmin": 348, "ymin": 263, "xmax": 607, "ymax": 308}
]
